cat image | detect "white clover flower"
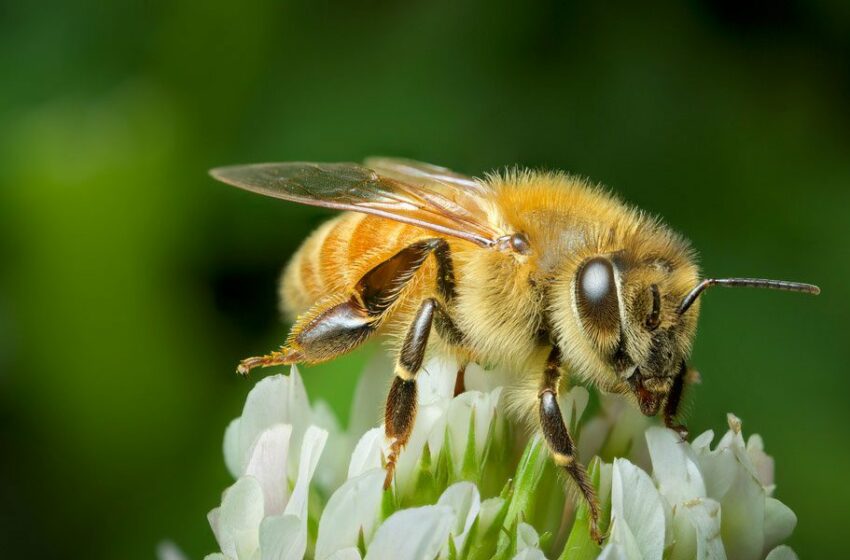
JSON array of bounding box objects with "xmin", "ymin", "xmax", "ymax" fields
[
  {"xmin": 180, "ymin": 356, "xmax": 800, "ymax": 560},
  {"xmin": 600, "ymin": 415, "xmax": 797, "ymax": 560},
  {"xmin": 205, "ymin": 368, "xmax": 341, "ymax": 560},
  {"xmin": 345, "ymin": 356, "xmax": 505, "ymax": 499}
]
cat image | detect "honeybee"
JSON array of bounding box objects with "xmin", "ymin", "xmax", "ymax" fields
[{"xmin": 211, "ymin": 158, "xmax": 819, "ymax": 542}]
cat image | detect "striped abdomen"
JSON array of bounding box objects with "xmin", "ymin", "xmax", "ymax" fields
[{"xmin": 279, "ymin": 212, "xmax": 438, "ymax": 320}]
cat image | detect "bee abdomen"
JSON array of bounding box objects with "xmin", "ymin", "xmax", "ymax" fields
[{"xmin": 280, "ymin": 213, "xmax": 422, "ymax": 320}]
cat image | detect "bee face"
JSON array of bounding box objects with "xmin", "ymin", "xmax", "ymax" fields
[{"xmin": 568, "ymin": 254, "xmax": 700, "ymax": 416}]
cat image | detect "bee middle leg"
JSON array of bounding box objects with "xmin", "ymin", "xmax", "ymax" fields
[
  {"xmin": 383, "ymin": 296, "xmax": 461, "ymax": 489},
  {"xmin": 538, "ymin": 347, "xmax": 603, "ymax": 544}
]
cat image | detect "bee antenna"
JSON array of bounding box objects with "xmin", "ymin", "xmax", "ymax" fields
[{"xmin": 677, "ymin": 278, "xmax": 821, "ymax": 315}]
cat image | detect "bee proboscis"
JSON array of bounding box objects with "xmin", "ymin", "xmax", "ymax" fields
[{"xmin": 211, "ymin": 157, "xmax": 819, "ymax": 542}]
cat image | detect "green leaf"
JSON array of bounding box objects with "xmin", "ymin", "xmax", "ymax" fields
[
  {"xmin": 412, "ymin": 442, "xmax": 439, "ymax": 506},
  {"xmin": 357, "ymin": 526, "xmax": 367, "ymax": 558},
  {"xmin": 559, "ymin": 457, "xmax": 608, "ymax": 560},
  {"xmin": 493, "ymin": 516, "xmax": 519, "ymax": 560},
  {"xmin": 467, "ymin": 493, "xmax": 511, "ymax": 560},
  {"xmin": 461, "ymin": 405, "xmax": 479, "ymax": 480},
  {"xmin": 538, "ymin": 530, "xmax": 553, "ymax": 551},
  {"xmin": 447, "ymin": 532, "xmax": 459, "ymax": 560},
  {"xmin": 380, "ymin": 483, "xmax": 396, "ymax": 523},
  {"xmin": 568, "ymin": 397, "xmax": 581, "ymax": 437},
  {"xmin": 459, "ymin": 516, "xmax": 480, "ymax": 560},
  {"xmin": 498, "ymin": 436, "xmax": 548, "ymax": 551},
  {"xmin": 436, "ymin": 422, "xmax": 456, "ymax": 488}
]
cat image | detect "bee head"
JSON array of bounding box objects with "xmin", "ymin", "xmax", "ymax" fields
[
  {"xmin": 553, "ymin": 249, "xmax": 819, "ymax": 416},
  {"xmin": 555, "ymin": 254, "xmax": 698, "ymax": 415}
]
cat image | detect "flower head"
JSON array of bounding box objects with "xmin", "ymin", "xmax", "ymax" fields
[{"xmin": 190, "ymin": 356, "xmax": 799, "ymax": 560}]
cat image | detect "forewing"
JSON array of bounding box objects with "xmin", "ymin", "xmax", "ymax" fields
[
  {"xmin": 211, "ymin": 161, "xmax": 501, "ymax": 247},
  {"xmin": 364, "ymin": 157, "xmax": 488, "ymax": 194}
]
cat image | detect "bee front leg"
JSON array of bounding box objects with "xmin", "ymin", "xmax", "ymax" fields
[
  {"xmin": 663, "ymin": 360, "xmax": 689, "ymax": 440},
  {"xmin": 383, "ymin": 297, "xmax": 459, "ymax": 489},
  {"xmin": 538, "ymin": 347, "xmax": 603, "ymax": 544}
]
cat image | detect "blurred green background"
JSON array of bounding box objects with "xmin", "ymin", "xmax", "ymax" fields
[{"xmin": 1, "ymin": 0, "xmax": 848, "ymax": 557}]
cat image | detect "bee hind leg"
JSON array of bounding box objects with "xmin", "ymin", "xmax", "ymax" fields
[
  {"xmin": 236, "ymin": 237, "xmax": 455, "ymax": 376},
  {"xmin": 236, "ymin": 348, "xmax": 304, "ymax": 376},
  {"xmin": 538, "ymin": 347, "xmax": 603, "ymax": 544},
  {"xmin": 236, "ymin": 294, "xmax": 380, "ymax": 376}
]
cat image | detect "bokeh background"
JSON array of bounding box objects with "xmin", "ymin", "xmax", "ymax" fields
[{"xmin": 1, "ymin": 0, "xmax": 848, "ymax": 558}]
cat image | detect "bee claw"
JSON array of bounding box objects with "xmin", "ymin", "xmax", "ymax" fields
[
  {"xmin": 590, "ymin": 521, "xmax": 606, "ymax": 545},
  {"xmin": 235, "ymin": 348, "xmax": 302, "ymax": 377}
]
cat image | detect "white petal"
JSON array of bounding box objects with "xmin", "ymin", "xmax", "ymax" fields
[
  {"xmin": 477, "ymin": 496, "xmax": 505, "ymax": 534},
  {"xmin": 437, "ymin": 482, "xmax": 481, "ymax": 553},
  {"xmin": 691, "ymin": 430, "xmax": 715, "ymax": 453},
  {"xmin": 207, "ymin": 507, "xmax": 222, "ymax": 552},
  {"xmin": 765, "ymin": 545, "xmax": 798, "ymax": 560},
  {"xmin": 245, "ymin": 424, "xmax": 293, "ymax": 516},
  {"xmin": 312, "ymin": 399, "xmax": 341, "ymax": 432},
  {"xmin": 348, "ymin": 428, "xmax": 386, "ymax": 480},
  {"xmin": 512, "ymin": 549, "xmax": 547, "ymax": 560},
  {"xmin": 695, "ymin": 425, "xmax": 770, "ymax": 560},
  {"xmin": 326, "ymin": 549, "xmax": 362, "ymax": 560},
  {"xmin": 558, "ymin": 386, "xmax": 590, "ymax": 428},
  {"xmin": 237, "ymin": 369, "xmax": 312, "ymax": 480},
  {"xmin": 203, "ymin": 555, "xmax": 231, "ymax": 560},
  {"xmin": 223, "ymin": 418, "xmax": 242, "ymax": 479},
  {"xmin": 258, "ymin": 514, "xmax": 306, "ymax": 560},
  {"xmin": 577, "ymin": 416, "xmax": 609, "ymax": 461},
  {"xmin": 364, "ymin": 505, "xmax": 455, "ymax": 560},
  {"xmin": 284, "ymin": 425, "xmax": 328, "ymax": 520},
  {"xmin": 393, "ymin": 398, "xmax": 449, "ymax": 495},
  {"xmin": 716, "ymin": 464, "xmax": 765, "ymax": 560},
  {"xmin": 763, "ymin": 498, "xmax": 796, "ymax": 552},
  {"xmin": 315, "ymin": 469, "xmax": 385, "ymax": 559},
  {"xmin": 610, "ymin": 458, "xmax": 665, "ymax": 560},
  {"xmin": 473, "ymin": 389, "xmax": 502, "ymax": 457},
  {"xmin": 348, "ymin": 351, "xmax": 394, "ymax": 437},
  {"xmin": 646, "ymin": 427, "xmax": 706, "ymax": 504},
  {"xmin": 598, "ymin": 543, "xmax": 631, "ymax": 560},
  {"xmin": 515, "ymin": 521, "xmax": 540, "ymax": 551},
  {"xmin": 692, "ymin": 432, "xmax": 737, "ymax": 501},
  {"xmin": 418, "ymin": 356, "xmax": 458, "ymax": 404},
  {"xmin": 312, "ymin": 400, "xmax": 351, "ymax": 493},
  {"xmin": 464, "ymin": 361, "xmax": 514, "ymax": 392},
  {"xmin": 282, "ymin": 366, "xmax": 313, "ymax": 478},
  {"xmin": 215, "ymin": 477, "xmax": 265, "ymax": 560},
  {"xmin": 603, "ymin": 397, "xmax": 652, "ymax": 467},
  {"xmin": 746, "ymin": 434, "xmax": 775, "ymax": 490},
  {"xmin": 445, "ymin": 388, "xmax": 501, "ymax": 472},
  {"xmin": 668, "ymin": 498, "xmax": 725, "ymax": 560}
]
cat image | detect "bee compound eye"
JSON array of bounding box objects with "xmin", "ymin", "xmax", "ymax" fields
[
  {"xmin": 576, "ymin": 257, "xmax": 620, "ymax": 330},
  {"xmin": 579, "ymin": 258, "xmax": 613, "ymax": 303}
]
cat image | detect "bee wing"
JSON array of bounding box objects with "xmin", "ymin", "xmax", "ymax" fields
[
  {"xmin": 363, "ymin": 156, "xmax": 489, "ymax": 195},
  {"xmin": 210, "ymin": 161, "xmax": 502, "ymax": 247}
]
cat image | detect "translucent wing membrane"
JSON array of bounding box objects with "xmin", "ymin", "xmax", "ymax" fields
[
  {"xmin": 364, "ymin": 157, "xmax": 488, "ymax": 193},
  {"xmin": 210, "ymin": 161, "xmax": 501, "ymax": 247}
]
